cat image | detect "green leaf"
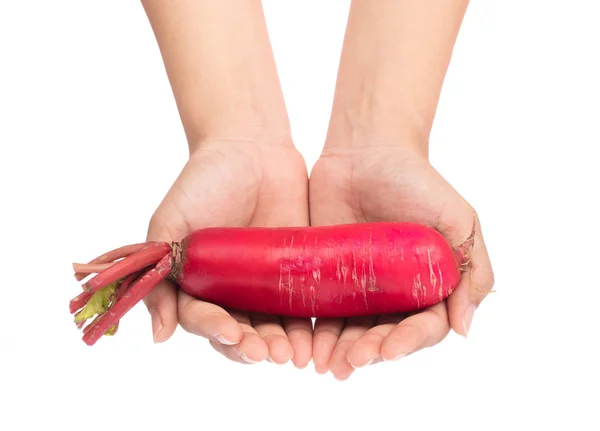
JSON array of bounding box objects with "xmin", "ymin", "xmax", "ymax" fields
[
  {"xmin": 74, "ymin": 282, "xmax": 118, "ymax": 323},
  {"xmin": 105, "ymin": 324, "xmax": 118, "ymax": 336}
]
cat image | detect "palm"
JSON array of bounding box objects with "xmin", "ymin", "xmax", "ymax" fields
[
  {"xmin": 309, "ymin": 147, "xmax": 493, "ymax": 379},
  {"xmin": 151, "ymin": 143, "xmax": 307, "ymax": 233},
  {"xmin": 146, "ymin": 142, "xmax": 312, "ymax": 366}
]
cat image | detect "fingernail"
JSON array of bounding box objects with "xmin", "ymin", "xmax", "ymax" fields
[
  {"xmin": 215, "ymin": 334, "xmax": 237, "ymax": 345},
  {"xmin": 349, "ymin": 357, "xmax": 375, "ymax": 368},
  {"xmin": 462, "ymin": 305, "xmax": 477, "ymax": 337},
  {"xmin": 150, "ymin": 310, "xmax": 163, "ymax": 343},
  {"xmin": 240, "ymin": 352, "xmax": 259, "ymax": 364},
  {"xmin": 389, "ymin": 352, "xmax": 407, "ymax": 361}
]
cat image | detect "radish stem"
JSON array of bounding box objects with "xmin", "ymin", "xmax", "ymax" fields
[
  {"xmin": 73, "ymin": 262, "xmax": 115, "ymax": 275},
  {"xmin": 70, "ymin": 291, "xmax": 93, "ymax": 314},
  {"xmin": 82, "ymin": 242, "xmax": 170, "ymax": 294},
  {"xmin": 82, "ymin": 253, "xmax": 172, "ymax": 346},
  {"xmin": 74, "ymin": 243, "xmax": 148, "ymax": 281}
]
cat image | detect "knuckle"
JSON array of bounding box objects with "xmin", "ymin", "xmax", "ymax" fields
[
  {"xmin": 177, "ymin": 315, "xmax": 195, "ymax": 334},
  {"xmin": 399, "ymin": 322, "xmax": 427, "ymax": 342},
  {"xmin": 177, "ymin": 301, "xmax": 200, "ymax": 334},
  {"xmin": 284, "ymin": 324, "xmax": 312, "ymax": 337},
  {"xmin": 363, "ymin": 331, "xmax": 386, "ymax": 345},
  {"xmin": 314, "ymin": 327, "xmax": 342, "ymax": 340}
]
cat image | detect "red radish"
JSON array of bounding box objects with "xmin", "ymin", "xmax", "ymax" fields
[{"xmin": 70, "ymin": 222, "xmax": 474, "ymax": 346}]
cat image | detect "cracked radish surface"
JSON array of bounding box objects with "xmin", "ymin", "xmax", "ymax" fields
[{"xmin": 177, "ymin": 222, "xmax": 463, "ymax": 318}]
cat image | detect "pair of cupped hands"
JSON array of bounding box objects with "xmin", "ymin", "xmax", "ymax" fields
[{"xmin": 143, "ymin": 138, "xmax": 494, "ymax": 380}]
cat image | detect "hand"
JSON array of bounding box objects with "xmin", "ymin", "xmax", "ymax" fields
[
  {"xmin": 309, "ymin": 145, "xmax": 494, "ymax": 379},
  {"xmin": 144, "ymin": 141, "xmax": 312, "ymax": 367}
]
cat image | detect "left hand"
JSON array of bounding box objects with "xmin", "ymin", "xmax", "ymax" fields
[{"xmin": 309, "ymin": 145, "xmax": 494, "ymax": 380}]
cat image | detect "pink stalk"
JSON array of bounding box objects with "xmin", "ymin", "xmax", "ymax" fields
[{"xmin": 82, "ymin": 253, "xmax": 172, "ymax": 346}]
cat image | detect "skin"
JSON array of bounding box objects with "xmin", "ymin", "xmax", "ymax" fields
[
  {"xmin": 140, "ymin": 0, "xmax": 495, "ymax": 376},
  {"xmin": 147, "ymin": 141, "xmax": 311, "ymax": 365},
  {"xmin": 309, "ymin": 0, "xmax": 495, "ymax": 379},
  {"xmin": 310, "ymin": 147, "xmax": 493, "ymax": 378},
  {"xmin": 140, "ymin": 0, "xmax": 312, "ymax": 367}
]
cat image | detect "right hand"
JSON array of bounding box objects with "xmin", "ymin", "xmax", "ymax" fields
[{"xmin": 144, "ymin": 140, "xmax": 312, "ymax": 367}]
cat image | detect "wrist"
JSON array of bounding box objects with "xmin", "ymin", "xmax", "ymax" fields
[
  {"xmin": 322, "ymin": 136, "xmax": 429, "ymax": 163},
  {"xmin": 323, "ymin": 68, "xmax": 434, "ymax": 158},
  {"xmin": 189, "ymin": 129, "xmax": 295, "ymax": 156},
  {"xmin": 324, "ymin": 111, "xmax": 430, "ymax": 159},
  {"xmin": 180, "ymin": 83, "xmax": 293, "ymax": 155}
]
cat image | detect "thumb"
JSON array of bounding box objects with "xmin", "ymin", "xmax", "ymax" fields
[
  {"xmin": 442, "ymin": 209, "xmax": 495, "ymax": 338},
  {"xmin": 142, "ymin": 214, "xmax": 181, "ymax": 343}
]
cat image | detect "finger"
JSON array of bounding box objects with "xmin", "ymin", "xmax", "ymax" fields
[
  {"xmin": 251, "ymin": 313, "xmax": 294, "ymax": 365},
  {"xmin": 177, "ymin": 290, "xmax": 243, "ymax": 345},
  {"xmin": 142, "ymin": 280, "xmax": 178, "ymax": 343},
  {"xmin": 328, "ymin": 316, "xmax": 378, "ymax": 380},
  {"xmin": 282, "ymin": 317, "xmax": 313, "ymax": 369},
  {"xmin": 226, "ymin": 308, "xmax": 252, "ymax": 325},
  {"xmin": 376, "ymin": 313, "xmax": 407, "ymax": 326},
  {"xmin": 346, "ymin": 313, "xmax": 404, "ymax": 368},
  {"xmin": 209, "ymin": 322, "xmax": 270, "ymax": 364},
  {"xmin": 212, "ymin": 310, "xmax": 268, "ymax": 363},
  {"xmin": 447, "ymin": 215, "xmax": 495, "ymax": 337},
  {"xmin": 380, "ymin": 302, "xmax": 450, "ymax": 361},
  {"xmin": 312, "ymin": 318, "xmax": 345, "ymax": 374},
  {"xmin": 143, "ymin": 215, "xmax": 184, "ymax": 343}
]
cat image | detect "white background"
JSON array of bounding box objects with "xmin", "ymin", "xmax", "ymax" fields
[{"xmin": 1, "ymin": 1, "xmax": 599, "ymax": 430}]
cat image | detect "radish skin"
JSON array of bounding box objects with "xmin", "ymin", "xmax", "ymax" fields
[
  {"xmin": 178, "ymin": 223, "xmax": 463, "ymax": 318},
  {"xmin": 70, "ymin": 222, "xmax": 472, "ymax": 345}
]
